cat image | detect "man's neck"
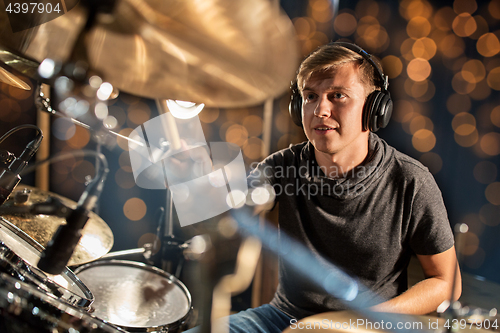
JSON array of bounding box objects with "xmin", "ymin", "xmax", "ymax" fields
[{"xmin": 313, "ymin": 137, "xmax": 370, "ymax": 179}]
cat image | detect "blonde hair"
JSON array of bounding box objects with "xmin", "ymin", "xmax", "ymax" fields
[{"xmin": 297, "ymin": 43, "xmax": 384, "ymax": 98}]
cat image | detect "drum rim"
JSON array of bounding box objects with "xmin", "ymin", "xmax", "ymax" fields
[
  {"xmin": 74, "ymin": 259, "xmax": 193, "ymax": 332},
  {"xmin": 0, "ymin": 216, "xmax": 94, "ymax": 309},
  {"xmin": 0, "ymin": 272, "xmax": 126, "ymax": 333}
]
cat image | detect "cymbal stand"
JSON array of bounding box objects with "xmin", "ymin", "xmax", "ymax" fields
[{"xmin": 157, "ymin": 189, "xmax": 186, "ymax": 278}]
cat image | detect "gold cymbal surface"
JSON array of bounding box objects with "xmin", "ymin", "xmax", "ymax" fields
[
  {"xmin": 0, "ymin": 0, "xmax": 298, "ymax": 107},
  {"xmin": 0, "ymin": 185, "xmax": 113, "ymax": 266}
]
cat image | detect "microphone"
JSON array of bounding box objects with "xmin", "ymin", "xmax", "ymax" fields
[
  {"xmin": 0, "ymin": 128, "xmax": 43, "ymax": 205},
  {"xmin": 37, "ymin": 154, "xmax": 108, "ymax": 274}
]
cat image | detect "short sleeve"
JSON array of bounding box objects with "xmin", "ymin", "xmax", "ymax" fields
[{"xmin": 409, "ymin": 172, "xmax": 455, "ymax": 255}]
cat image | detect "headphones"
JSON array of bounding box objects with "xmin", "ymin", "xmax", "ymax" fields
[{"xmin": 289, "ymin": 42, "xmax": 393, "ymax": 132}]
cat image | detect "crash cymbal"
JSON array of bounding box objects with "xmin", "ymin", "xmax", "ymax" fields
[
  {"xmin": 0, "ymin": 66, "xmax": 31, "ymax": 90},
  {"xmin": 0, "ymin": 185, "xmax": 113, "ymax": 266},
  {"xmin": 0, "ymin": 0, "xmax": 298, "ymax": 108},
  {"xmin": 282, "ymin": 310, "xmax": 489, "ymax": 333}
]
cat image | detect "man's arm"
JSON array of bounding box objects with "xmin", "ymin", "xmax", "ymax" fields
[{"xmin": 371, "ymin": 246, "xmax": 461, "ymax": 315}]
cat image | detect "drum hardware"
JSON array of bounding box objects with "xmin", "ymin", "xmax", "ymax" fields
[
  {"xmin": 74, "ymin": 259, "xmax": 193, "ymax": 333},
  {"xmin": 0, "ymin": 124, "xmax": 43, "ymax": 205},
  {"xmin": 35, "ymin": 151, "xmax": 108, "ymax": 275},
  {"xmin": 152, "ymin": 199, "xmax": 190, "ymax": 278},
  {"xmin": 0, "ymin": 216, "xmax": 94, "ymax": 309},
  {"xmin": 0, "ymin": 184, "xmax": 114, "ymax": 266},
  {"xmin": 35, "ymin": 83, "xmax": 145, "ymax": 149},
  {"xmin": 439, "ymin": 224, "xmax": 500, "ymax": 332},
  {"xmin": 0, "ymin": 273, "xmax": 125, "ymax": 333}
]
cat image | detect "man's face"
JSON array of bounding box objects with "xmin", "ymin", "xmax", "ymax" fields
[{"xmin": 301, "ymin": 62, "xmax": 369, "ymax": 158}]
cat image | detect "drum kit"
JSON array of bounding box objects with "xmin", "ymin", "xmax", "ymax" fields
[{"xmin": 0, "ymin": 0, "xmax": 297, "ymax": 332}]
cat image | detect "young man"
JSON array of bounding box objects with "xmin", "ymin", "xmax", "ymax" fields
[{"xmin": 187, "ymin": 42, "xmax": 461, "ymax": 333}]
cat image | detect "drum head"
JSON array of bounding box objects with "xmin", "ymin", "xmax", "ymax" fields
[
  {"xmin": 0, "ymin": 273, "xmax": 122, "ymax": 333},
  {"xmin": 75, "ymin": 260, "xmax": 191, "ymax": 331}
]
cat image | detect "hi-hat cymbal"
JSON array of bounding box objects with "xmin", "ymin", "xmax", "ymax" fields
[
  {"xmin": 0, "ymin": 0, "xmax": 298, "ymax": 108},
  {"xmin": 0, "ymin": 185, "xmax": 113, "ymax": 266}
]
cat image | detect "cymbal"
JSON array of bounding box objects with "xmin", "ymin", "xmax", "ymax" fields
[
  {"xmin": 282, "ymin": 310, "xmax": 488, "ymax": 333},
  {"xmin": 0, "ymin": 66, "xmax": 31, "ymax": 90},
  {"xmin": 0, "ymin": 0, "xmax": 298, "ymax": 108},
  {"xmin": 0, "ymin": 185, "xmax": 113, "ymax": 266}
]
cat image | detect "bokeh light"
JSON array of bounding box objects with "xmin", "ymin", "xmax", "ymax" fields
[
  {"xmin": 419, "ymin": 152, "xmax": 443, "ymax": 174},
  {"xmin": 407, "ymin": 58, "xmax": 431, "ymax": 81},
  {"xmin": 409, "ymin": 115, "xmax": 434, "ymax": 134},
  {"xmin": 491, "ymin": 106, "xmax": 500, "ymax": 128},
  {"xmin": 412, "ymin": 129, "xmax": 436, "ymax": 152},
  {"xmin": 486, "ymin": 67, "xmax": 500, "ymax": 90},
  {"xmin": 225, "ymin": 124, "xmax": 249, "ymax": 147},
  {"xmin": 66, "ymin": 126, "xmax": 90, "ymax": 149},
  {"xmin": 473, "ymin": 161, "xmax": 498, "ymax": 184},
  {"xmin": 407, "ymin": 17, "xmax": 432, "ymax": 39},
  {"xmin": 477, "ymin": 33, "xmax": 500, "ymax": 57},
  {"xmin": 381, "ymin": 55, "xmax": 403, "ymax": 78},
  {"xmin": 461, "ymin": 59, "xmax": 486, "ymax": 83},
  {"xmin": 71, "ymin": 160, "xmax": 95, "ymax": 183},
  {"xmin": 434, "ymin": 7, "xmax": 455, "ymax": 31},
  {"xmin": 452, "ymin": 13, "xmax": 477, "ymax": 37},
  {"xmin": 334, "ymin": 12, "xmax": 357, "ymax": 36},
  {"xmin": 453, "ymin": 0, "xmax": 477, "ymax": 14},
  {"xmin": 490, "ymin": 0, "xmax": 500, "ymax": 19},
  {"xmin": 309, "ymin": 0, "xmax": 334, "ymax": 23},
  {"xmin": 242, "ymin": 115, "xmax": 263, "ymax": 137},
  {"xmin": 199, "ymin": 108, "xmax": 220, "ymax": 123},
  {"xmin": 479, "ymin": 203, "xmax": 500, "ymax": 226},
  {"xmin": 439, "ymin": 34, "xmax": 465, "ymax": 58},
  {"xmin": 452, "ymin": 72, "xmax": 476, "ymax": 94},
  {"xmin": 480, "ymin": 132, "xmax": 500, "ymax": 156},
  {"xmin": 399, "ymin": 0, "xmax": 433, "ymax": 20},
  {"xmin": 123, "ymin": 198, "xmax": 147, "ymax": 221},
  {"xmin": 127, "ymin": 102, "xmax": 151, "ymax": 126},
  {"xmin": 116, "ymin": 128, "xmax": 134, "ymax": 151},
  {"xmin": 412, "ymin": 37, "xmax": 437, "ymax": 60},
  {"xmin": 243, "ymin": 137, "xmax": 264, "ymax": 160},
  {"xmin": 485, "ymin": 182, "xmax": 500, "ymax": 205}
]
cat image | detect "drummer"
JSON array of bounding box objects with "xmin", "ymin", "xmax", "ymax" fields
[{"xmin": 186, "ymin": 42, "xmax": 461, "ymax": 333}]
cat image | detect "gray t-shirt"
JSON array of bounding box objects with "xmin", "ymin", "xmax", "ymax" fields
[{"xmin": 248, "ymin": 133, "xmax": 454, "ymax": 319}]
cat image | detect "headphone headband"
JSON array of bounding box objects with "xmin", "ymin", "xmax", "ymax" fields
[{"xmin": 332, "ymin": 41, "xmax": 389, "ymax": 91}]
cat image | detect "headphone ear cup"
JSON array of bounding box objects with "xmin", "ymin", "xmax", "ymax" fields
[
  {"xmin": 376, "ymin": 93, "xmax": 393, "ymax": 130},
  {"xmin": 363, "ymin": 91, "xmax": 378, "ymax": 131},
  {"xmin": 363, "ymin": 91, "xmax": 392, "ymax": 132},
  {"xmin": 289, "ymin": 83, "xmax": 303, "ymax": 127}
]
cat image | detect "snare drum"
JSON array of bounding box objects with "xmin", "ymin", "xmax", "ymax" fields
[
  {"xmin": 0, "ymin": 216, "xmax": 93, "ymax": 309},
  {"xmin": 0, "ymin": 273, "xmax": 123, "ymax": 333},
  {"xmin": 75, "ymin": 259, "xmax": 192, "ymax": 333}
]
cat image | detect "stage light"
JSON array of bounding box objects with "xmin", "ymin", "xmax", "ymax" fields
[{"xmin": 166, "ymin": 99, "xmax": 204, "ymax": 119}]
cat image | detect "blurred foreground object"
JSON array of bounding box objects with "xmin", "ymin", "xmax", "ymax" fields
[{"xmin": 0, "ymin": 0, "xmax": 298, "ymax": 107}]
